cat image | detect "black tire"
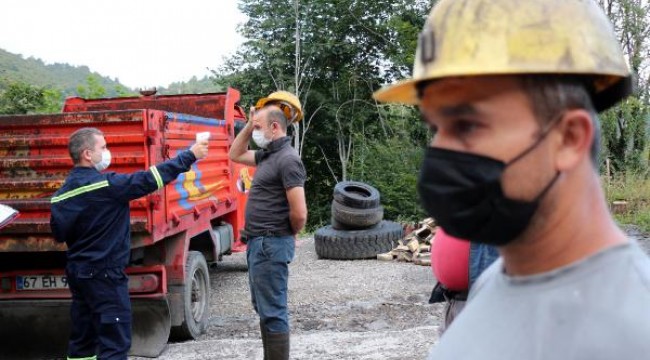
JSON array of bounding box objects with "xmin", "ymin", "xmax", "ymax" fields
[
  {"xmin": 331, "ymin": 216, "xmax": 355, "ymax": 230},
  {"xmin": 331, "ymin": 216, "xmax": 379, "ymax": 231},
  {"xmin": 331, "ymin": 200, "xmax": 383, "ymax": 228},
  {"xmin": 314, "ymin": 221, "xmax": 403, "ymax": 260},
  {"xmin": 170, "ymin": 251, "xmax": 210, "ymax": 340},
  {"xmin": 333, "ymin": 181, "xmax": 381, "ymax": 209}
]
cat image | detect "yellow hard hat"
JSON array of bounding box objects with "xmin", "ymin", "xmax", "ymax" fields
[
  {"xmin": 373, "ymin": 0, "xmax": 632, "ymax": 112},
  {"xmin": 255, "ymin": 91, "xmax": 304, "ymax": 123}
]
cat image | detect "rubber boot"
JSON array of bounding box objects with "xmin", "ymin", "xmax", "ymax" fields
[{"xmin": 265, "ymin": 332, "xmax": 290, "ymax": 360}]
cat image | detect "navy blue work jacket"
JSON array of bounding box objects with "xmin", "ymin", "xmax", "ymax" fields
[{"xmin": 50, "ymin": 150, "xmax": 196, "ymax": 268}]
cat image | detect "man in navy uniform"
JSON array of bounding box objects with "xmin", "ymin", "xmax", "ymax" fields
[{"xmin": 50, "ymin": 127, "xmax": 208, "ymax": 360}]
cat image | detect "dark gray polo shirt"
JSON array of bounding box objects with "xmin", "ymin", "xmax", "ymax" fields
[{"xmin": 244, "ymin": 136, "xmax": 306, "ymax": 237}]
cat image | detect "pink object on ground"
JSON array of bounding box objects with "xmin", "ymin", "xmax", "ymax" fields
[{"xmin": 431, "ymin": 227, "xmax": 470, "ymax": 291}]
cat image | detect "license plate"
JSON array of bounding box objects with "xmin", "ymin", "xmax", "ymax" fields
[{"xmin": 16, "ymin": 275, "xmax": 68, "ymax": 290}]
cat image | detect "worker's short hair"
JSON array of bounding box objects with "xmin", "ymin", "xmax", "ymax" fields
[
  {"xmin": 69, "ymin": 127, "xmax": 103, "ymax": 165},
  {"xmin": 264, "ymin": 106, "xmax": 288, "ymax": 132},
  {"xmin": 518, "ymin": 75, "xmax": 600, "ymax": 168}
]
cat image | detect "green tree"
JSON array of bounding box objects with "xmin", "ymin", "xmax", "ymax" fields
[
  {"xmin": 597, "ymin": 0, "xmax": 650, "ymax": 174},
  {"xmin": 76, "ymin": 74, "xmax": 107, "ymax": 99},
  {"xmin": 40, "ymin": 87, "xmax": 65, "ymax": 113},
  {"xmin": 600, "ymin": 97, "xmax": 648, "ymax": 173},
  {"xmin": 217, "ymin": 0, "xmax": 432, "ymax": 227},
  {"xmin": 114, "ymin": 83, "xmax": 136, "ymax": 97},
  {"xmin": 0, "ymin": 80, "xmax": 46, "ymax": 114}
]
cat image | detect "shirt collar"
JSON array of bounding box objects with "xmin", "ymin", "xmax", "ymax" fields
[{"xmin": 266, "ymin": 136, "xmax": 292, "ymax": 153}]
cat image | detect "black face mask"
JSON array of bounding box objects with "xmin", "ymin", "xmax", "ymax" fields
[{"xmin": 417, "ymin": 133, "xmax": 559, "ymax": 246}]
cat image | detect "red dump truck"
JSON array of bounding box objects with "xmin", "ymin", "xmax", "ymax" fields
[{"xmin": 0, "ymin": 88, "xmax": 253, "ymax": 358}]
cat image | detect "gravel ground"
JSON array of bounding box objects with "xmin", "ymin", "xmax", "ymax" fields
[
  {"xmin": 134, "ymin": 226, "xmax": 650, "ymax": 360},
  {"xmin": 133, "ymin": 236, "xmax": 440, "ymax": 360}
]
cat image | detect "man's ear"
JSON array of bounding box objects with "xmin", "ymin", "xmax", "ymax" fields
[
  {"xmin": 82, "ymin": 148, "xmax": 93, "ymax": 162},
  {"xmin": 554, "ymin": 109, "xmax": 593, "ymax": 172}
]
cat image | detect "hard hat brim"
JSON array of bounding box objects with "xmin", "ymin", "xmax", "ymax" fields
[
  {"xmin": 256, "ymin": 97, "xmax": 304, "ymax": 123},
  {"xmin": 255, "ymin": 97, "xmax": 273, "ymax": 109},
  {"xmin": 374, "ymin": 73, "xmax": 633, "ymax": 113},
  {"xmin": 373, "ymin": 79, "xmax": 420, "ymax": 105}
]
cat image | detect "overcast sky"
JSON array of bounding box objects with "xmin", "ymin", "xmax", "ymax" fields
[{"xmin": 1, "ymin": 0, "xmax": 246, "ymax": 89}]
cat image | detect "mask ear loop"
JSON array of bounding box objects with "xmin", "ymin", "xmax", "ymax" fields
[
  {"xmin": 506, "ymin": 112, "xmax": 565, "ymax": 166},
  {"xmin": 506, "ymin": 112, "xmax": 565, "ymax": 202},
  {"xmin": 533, "ymin": 171, "xmax": 560, "ymax": 202}
]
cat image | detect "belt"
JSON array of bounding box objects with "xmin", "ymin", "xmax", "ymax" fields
[{"xmin": 241, "ymin": 230, "xmax": 291, "ymax": 243}]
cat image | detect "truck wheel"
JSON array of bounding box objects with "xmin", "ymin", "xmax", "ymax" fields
[
  {"xmin": 170, "ymin": 251, "xmax": 210, "ymax": 340},
  {"xmin": 314, "ymin": 221, "xmax": 403, "ymax": 260},
  {"xmin": 333, "ymin": 181, "xmax": 381, "ymax": 209},
  {"xmin": 331, "ymin": 200, "xmax": 383, "ymax": 229}
]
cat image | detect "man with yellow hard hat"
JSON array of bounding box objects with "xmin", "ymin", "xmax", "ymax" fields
[
  {"xmin": 374, "ymin": 0, "xmax": 650, "ymax": 358},
  {"xmin": 229, "ymin": 91, "xmax": 307, "ymax": 360}
]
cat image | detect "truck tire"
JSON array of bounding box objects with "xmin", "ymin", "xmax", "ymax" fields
[
  {"xmin": 333, "ymin": 181, "xmax": 381, "ymax": 209},
  {"xmin": 331, "ymin": 216, "xmax": 355, "ymax": 230},
  {"xmin": 170, "ymin": 251, "xmax": 210, "ymax": 340},
  {"xmin": 314, "ymin": 221, "xmax": 403, "ymax": 260},
  {"xmin": 331, "ymin": 200, "xmax": 383, "ymax": 229},
  {"xmin": 330, "ymin": 216, "xmax": 377, "ymax": 231}
]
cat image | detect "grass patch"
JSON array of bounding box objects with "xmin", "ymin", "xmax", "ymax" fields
[{"xmin": 604, "ymin": 172, "xmax": 650, "ymax": 234}]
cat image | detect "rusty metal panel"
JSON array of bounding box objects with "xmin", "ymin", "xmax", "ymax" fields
[
  {"xmin": 61, "ymin": 89, "xmax": 251, "ymax": 245},
  {"xmin": 0, "ymin": 110, "xmax": 151, "ymax": 251},
  {"xmin": 0, "ymin": 88, "xmax": 252, "ymax": 254},
  {"xmin": 64, "ymin": 92, "xmax": 230, "ymax": 120},
  {"xmin": 156, "ymin": 111, "xmax": 235, "ymax": 241}
]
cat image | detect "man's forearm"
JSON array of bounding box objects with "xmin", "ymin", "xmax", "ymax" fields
[
  {"xmin": 229, "ymin": 124, "xmax": 253, "ymax": 161},
  {"xmin": 290, "ymin": 212, "xmax": 307, "ymax": 234}
]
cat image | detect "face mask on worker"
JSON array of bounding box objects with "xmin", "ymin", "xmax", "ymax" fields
[
  {"xmin": 93, "ymin": 149, "xmax": 111, "ymax": 171},
  {"xmin": 252, "ymin": 124, "xmax": 275, "ymax": 149},
  {"xmin": 417, "ymin": 126, "xmax": 559, "ymax": 246}
]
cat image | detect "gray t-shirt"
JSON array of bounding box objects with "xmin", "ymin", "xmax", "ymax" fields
[
  {"xmin": 244, "ymin": 136, "xmax": 306, "ymax": 237},
  {"xmin": 427, "ymin": 241, "xmax": 650, "ymax": 360}
]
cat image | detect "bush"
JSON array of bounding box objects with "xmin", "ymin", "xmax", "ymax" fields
[
  {"xmin": 348, "ymin": 135, "xmax": 426, "ymax": 223},
  {"xmin": 604, "ymin": 172, "xmax": 650, "ymax": 233}
]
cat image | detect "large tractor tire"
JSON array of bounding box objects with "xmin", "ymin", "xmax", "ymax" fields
[
  {"xmin": 331, "ymin": 200, "xmax": 383, "ymax": 229},
  {"xmin": 170, "ymin": 251, "xmax": 210, "ymax": 340},
  {"xmin": 315, "ymin": 221, "xmax": 403, "ymax": 260},
  {"xmin": 333, "ymin": 181, "xmax": 381, "ymax": 209}
]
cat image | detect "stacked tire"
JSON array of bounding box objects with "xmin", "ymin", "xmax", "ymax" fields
[{"xmin": 315, "ymin": 181, "xmax": 404, "ymax": 260}]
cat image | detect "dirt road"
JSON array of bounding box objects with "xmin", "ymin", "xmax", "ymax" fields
[{"xmin": 133, "ymin": 236, "xmax": 441, "ymax": 360}]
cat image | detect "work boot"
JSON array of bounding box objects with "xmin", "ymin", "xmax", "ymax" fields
[{"xmin": 265, "ymin": 332, "xmax": 290, "ymax": 360}]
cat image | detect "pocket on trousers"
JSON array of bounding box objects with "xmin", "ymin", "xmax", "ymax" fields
[
  {"xmin": 75, "ymin": 266, "xmax": 97, "ymax": 279},
  {"xmin": 104, "ymin": 268, "xmax": 128, "ymax": 286},
  {"xmin": 261, "ymin": 237, "xmax": 295, "ymax": 263}
]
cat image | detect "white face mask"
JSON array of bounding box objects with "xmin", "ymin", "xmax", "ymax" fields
[
  {"xmin": 252, "ymin": 129, "xmax": 272, "ymax": 149},
  {"xmin": 94, "ymin": 149, "xmax": 111, "ymax": 171}
]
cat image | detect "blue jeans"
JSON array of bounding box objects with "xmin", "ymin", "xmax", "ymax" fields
[
  {"xmin": 468, "ymin": 243, "xmax": 500, "ymax": 288},
  {"xmin": 246, "ymin": 235, "xmax": 295, "ymax": 334}
]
